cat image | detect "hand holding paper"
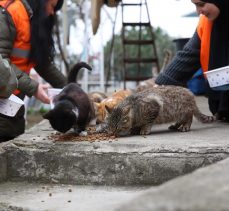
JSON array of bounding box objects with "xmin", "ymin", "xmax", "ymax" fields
[{"xmin": 0, "ymin": 94, "xmax": 24, "ymax": 117}]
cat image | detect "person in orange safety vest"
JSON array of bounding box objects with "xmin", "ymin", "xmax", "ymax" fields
[
  {"xmin": 0, "ymin": 0, "xmax": 67, "ymax": 141},
  {"xmin": 156, "ymin": 0, "xmax": 229, "ymax": 122}
]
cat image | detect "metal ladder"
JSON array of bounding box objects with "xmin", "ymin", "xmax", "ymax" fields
[{"xmin": 121, "ymin": 0, "xmax": 160, "ymax": 89}]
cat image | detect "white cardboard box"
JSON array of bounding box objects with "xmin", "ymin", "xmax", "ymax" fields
[
  {"xmin": 205, "ymin": 65, "xmax": 229, "ymax": 90},
  {"xmin": 0, "ymin": 94, "xmax": 24, "ymax": 117}
]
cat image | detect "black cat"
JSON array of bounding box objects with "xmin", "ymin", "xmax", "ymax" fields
[{"xmin": 43, "ymin": 62, "xmax": 95, "ymax": 134}]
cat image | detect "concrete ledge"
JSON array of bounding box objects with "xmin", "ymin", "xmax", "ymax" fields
[
  {"xmin": 116, "ymin": 157, "xmax": 229, "ymax": 211},
  {"xmin": 3, "ymin": 118, "xmax": 229, "ymax": 185},
  {"xmin": 0, "ymin": 143, "xmax": 7, "ymax": 182},
  {"xmin": 1, "ymin": 158, "xmax": 229, "ymax": 211},
  {"xmin": 2, "ymin": 97, "xmax": 229, "ymax": 185}
]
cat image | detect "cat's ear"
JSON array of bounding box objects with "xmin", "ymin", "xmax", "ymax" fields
[
  {"xmin": 43, "ymin": 111, "xmax": 52, "ymax": 120},
  {"xmin": 105, "ymin": 105, "xmax": 113, "ymax": 114},
  {"xmin": 94, "ymin": 102, "xmax": 100, "ymax": 109}
]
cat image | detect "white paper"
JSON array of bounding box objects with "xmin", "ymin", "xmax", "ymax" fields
[
  {"xmin": 205, "ymin": 65, "xmax": 229, "ymax": 88},
  {"xmin": 0, "ymin": 94, "xmax": 24, "ymax": 117}
]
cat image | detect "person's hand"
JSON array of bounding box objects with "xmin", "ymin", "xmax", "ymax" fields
[{"xmin": 34, "ymin": 84, "xmax": 50, "ymax": 104}]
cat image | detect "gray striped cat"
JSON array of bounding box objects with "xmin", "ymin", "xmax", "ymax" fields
[{"xmin": 105, "ymin": 85, "xmax": 215, "ymax": 136}]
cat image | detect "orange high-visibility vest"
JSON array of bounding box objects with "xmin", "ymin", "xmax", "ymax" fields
[
  {"xmin": 197, "ymin": 15, "xmax": 213, "ymax": 74},
  {"xmin": 0, "ymin": 0, "xmax": 35, "ymax": 95}
]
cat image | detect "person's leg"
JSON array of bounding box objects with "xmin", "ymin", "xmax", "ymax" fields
[
  {"xmin": 0, "ymin": 106, "xmax": 25, "ymax": 142},
  {"xmin": 208, "ymin": 98, "xmax": 219, "ymax": 115},
  {"xmin": 206, "ymin": 84, "xmax": 220, "ymax": 115},
  {"xmin": 217, "ymin": 91, "xmax": 229, "ymax": 122}
]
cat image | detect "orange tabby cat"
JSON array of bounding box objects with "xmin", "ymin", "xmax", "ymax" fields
[
  {"xmin": 88, "ymin": 91, "xmax": 107, "ymax": 103},
  {"xmin": 94, "ymin": 89, "xmax": 134, "ymax": 123}
]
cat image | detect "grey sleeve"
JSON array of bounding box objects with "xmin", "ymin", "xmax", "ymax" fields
[
  {"xmin": 35, "ymin": 63, "xmax": 67, "ymax": 88},
  {"xmin": 0, "ymin": 54, "xmax": 17, "ymax": 98},
  {"xmin": 155, "ymin": 31, "xmax": 201, "ymax": 87},
  {"xmin": 0, "ymin": 8, "xmax": 17, "ymax": 98}
]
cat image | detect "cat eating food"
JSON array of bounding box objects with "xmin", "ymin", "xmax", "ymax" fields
[
  {"xmin": 94, "ymin": 89, "xmax": 134, "ymax": 124},
  {"xmin": 105, "ymin": 85, "xmax": 215, "ymax": 136},
  {"xmin": 43, "ymin": 62, "xmax": 95, "ymax": 134}
]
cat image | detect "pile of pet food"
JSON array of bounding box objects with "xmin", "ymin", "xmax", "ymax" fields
[{"xmin": 49, "ymin": 126, "xmax": 117, "ymax": 142}]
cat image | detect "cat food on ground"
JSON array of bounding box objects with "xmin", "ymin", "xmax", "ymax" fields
[{"xmin": 49, "ymin": 126, "xmax": 117, "ymax": 142}]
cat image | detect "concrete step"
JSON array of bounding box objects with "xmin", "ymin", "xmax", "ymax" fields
[
  {"xmin": 2, "ymin": 158, "xmax": 229, "ymax": 211},
  {"xmin": 1, "ymin": 96, "xmax": 229, "ymax": 210},
  {"xmin": 2, "ymin": 96, "xmax": 229, "ymax": 186},
  {"xmin": 117, "ymin": 157, "xmax": 229, "ymax": 211},
  {"xmin": 3, "ymin": 124, "xmax": 229, "ymax": 185},
  {"xmin": 0, "ymin": 158, "xmax": 229, "ymax": 211},
  {"xmin": 0, "ymin": 182, "xmax": 148, "ymax": 211}
]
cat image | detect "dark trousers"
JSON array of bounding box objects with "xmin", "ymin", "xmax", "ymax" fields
[
  {"xmin": 207, "ymin": 86, "xmax": 229, "ymax": 122},
  {"xmin": 0, "ymin": 106, "xmax": 25, "ymax": 142}
]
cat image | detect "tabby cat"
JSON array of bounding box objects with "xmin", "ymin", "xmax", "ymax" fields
[
  {"xmin": 105, "ymin": 85, "xmax": 215, "ymax": 136},
  {"xmin": 43, "ymin": 62, "xmax": 95, "ymax": 134}
]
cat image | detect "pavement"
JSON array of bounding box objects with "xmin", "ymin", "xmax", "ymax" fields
[
  {"xmin": 0, "ymin": 96, "xmax": 229, "ymax": 211},
  {"xmin": 0, "ymin": 182, "xmax": 148, "ymax": 211}
]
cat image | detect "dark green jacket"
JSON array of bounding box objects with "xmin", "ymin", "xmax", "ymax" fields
[{"xmin": 0, "ymin": 54, "xmax": 17, "ymax": 98}]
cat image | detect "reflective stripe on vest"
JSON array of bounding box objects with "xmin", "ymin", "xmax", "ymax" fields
[
  {"xmin": 11, "ymin": 47, "xmax": 30, "ymax": 58},
  {"xmin": 197, "ymin": 15, "xmax": 213, "ymax": 74}
]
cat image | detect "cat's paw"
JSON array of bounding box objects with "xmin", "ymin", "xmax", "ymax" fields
[
  {"xmin": 169, "ymin": 124, "xmax": 190, "ymax": 132},
  {"xmin": 168, "ymin": 124, "xmax": 180, "ymax": 131},
  {"xmin": 79, "ymin": 131, "xmax": 88, "ymax": 136},
  {"xmin": 96, "ymin": 123, "xmax": 108, "ymax": 133},
  {"xmin": 140, "ymin": 126, "xmax": 152, "ymax": 135},
  {"xmin": 177, "ymin": 125, "xmax": 191, "ymax": 132}
]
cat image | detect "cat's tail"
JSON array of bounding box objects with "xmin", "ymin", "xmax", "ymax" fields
[
  {"xmin": 194, "ymin": 107, "xmax": 216, "ymax": 123},
  {"xmin": 68, "ymin": 62, "xmax": 92, "ymax": 83}
]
